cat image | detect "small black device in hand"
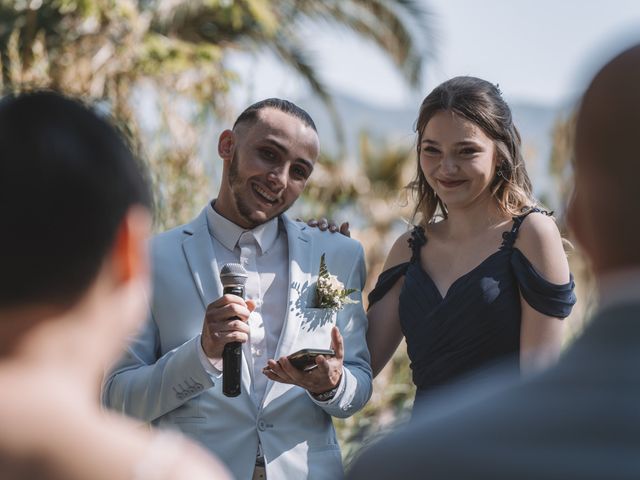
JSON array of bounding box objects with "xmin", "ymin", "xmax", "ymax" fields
[{"xmin": 288, "ymin": 348, "xmax": 335, "ymax": 372}]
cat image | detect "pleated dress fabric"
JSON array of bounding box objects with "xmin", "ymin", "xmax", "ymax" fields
[{"xmin": 368, "ymin": 209, "xmax": 577, "ymax": 402}]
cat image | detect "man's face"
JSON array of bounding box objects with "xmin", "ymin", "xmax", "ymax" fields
[{"xmin": 216, "ymin": 108, "xmax": 319, "ymax": 228}]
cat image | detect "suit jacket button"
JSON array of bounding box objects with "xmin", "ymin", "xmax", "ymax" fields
[{"xmin": 257, "ymin": 420, "xmax": 266, "ymax": 431}]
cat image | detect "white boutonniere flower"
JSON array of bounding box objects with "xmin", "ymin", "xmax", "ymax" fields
[{"xmin": 315, "ymin": 253, "xmax": 359, "ymax": 311}]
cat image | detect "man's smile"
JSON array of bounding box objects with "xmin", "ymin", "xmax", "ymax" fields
[{"xmin": 252, "ymin": 182, "xmax": 280, "ymax": 204}]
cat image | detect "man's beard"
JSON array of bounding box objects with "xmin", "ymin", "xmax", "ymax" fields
[{"xmin": 228, "ymin": 152, "xmax": 285, "ymax": 228}]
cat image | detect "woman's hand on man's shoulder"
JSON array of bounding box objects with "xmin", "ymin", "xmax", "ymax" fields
[{"xmin": 300, "ymin": 217, "xmax": 350, "ymax": 237}]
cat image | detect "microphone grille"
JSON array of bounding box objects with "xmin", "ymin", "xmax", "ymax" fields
[{"xmin": 220, "ymin": 263, "xmax": 248, "ymax": 286}]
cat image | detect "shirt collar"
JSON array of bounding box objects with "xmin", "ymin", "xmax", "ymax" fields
[{"xmin": 206, "ymin": 201, "xmax": 280, "ymax": 255}]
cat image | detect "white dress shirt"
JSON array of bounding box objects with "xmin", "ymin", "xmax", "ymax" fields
[
  {"xmin": 197, "ymin": 202, "xmax": 346, "ymax": 407},
  {"xmin": 198, "ymin": 202, "xmax": 288, "ymax": 406}
]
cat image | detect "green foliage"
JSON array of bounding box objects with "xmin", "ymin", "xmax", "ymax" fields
[
  {"xmin": 0, "ymin": 0, "xmax": 432, "ymax": 230},
  {"xmin": 336, "ymin": 344, "xmax": 416, "ymax": 467}
]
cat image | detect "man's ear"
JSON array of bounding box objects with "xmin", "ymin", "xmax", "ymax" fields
[
  {"xmin": 218, "ymin": 129, "xmax": 235, "ymax": 162},
  {"xmin": 111, "ymin": 206, "xmax": 152, "ymax": 285}
]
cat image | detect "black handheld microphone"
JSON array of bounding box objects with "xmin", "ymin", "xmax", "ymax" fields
[{"xmin": 220, "ymin": 263, "xmax": 248, "ymax": 397}]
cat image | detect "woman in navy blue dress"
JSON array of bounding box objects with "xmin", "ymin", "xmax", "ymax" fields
[{"xmin": 366, "ymin": 77, "xmax": 576, "ymax": 401}]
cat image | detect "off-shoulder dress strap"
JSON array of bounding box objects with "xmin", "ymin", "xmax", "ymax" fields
[
  {"xmin": 500, "ymin": 206, "xmax": 553, "ymax": 250},
  {"xmin": 408, "ymin": 225, "xmax": 427, "ymax": 263},
  {"xmin": 499, "ymin": 206, "xmax": 577, "ymax": 317},
  {"xmin": 367, "ymin": 226, "xmax": 426, "ymax": 309},
  {"xmin": 510, "ymin": 250, "xmax": 576, "ymax": 318}
]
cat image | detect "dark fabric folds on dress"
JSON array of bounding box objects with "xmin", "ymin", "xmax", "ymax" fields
[
  {"xmin": 510, "ymin": 249, "xmax": 576, "ymax": 318},
  {"xmin": 368, "ymin": 208, "xmax": 577, "ymax": 400}
]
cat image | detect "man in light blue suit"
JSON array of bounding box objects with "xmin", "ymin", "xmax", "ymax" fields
[
  {"xmin": 103, "ymin": 99, "xmax": 372, "ymax": 480},
  {"xmin": 347, "ymin": 44, "xmax": 640, "ymax": 480}
]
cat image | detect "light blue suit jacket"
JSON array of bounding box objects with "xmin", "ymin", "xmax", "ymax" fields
[{"xmin": 103, "ymin": 208, "xmax": 372, "ymax": 479}]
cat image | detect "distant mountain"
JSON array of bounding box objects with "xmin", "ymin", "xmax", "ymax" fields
[
  {"xmin": 295, "ymin": 92, "xmax": 421, "ymax": 157},
  {"xmin": 296, "ymin": 91, "xmax": 571, "ymax": 208}
]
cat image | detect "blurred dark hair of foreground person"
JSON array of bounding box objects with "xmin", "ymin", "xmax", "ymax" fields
[{"xmin": 0, "ymin": 91, "xmax": 230, "ymax": 479}]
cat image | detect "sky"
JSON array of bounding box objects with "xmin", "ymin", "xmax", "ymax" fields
[{"xmin": 228, "ymin": 0, "xmax": 640, "ymax": 109}]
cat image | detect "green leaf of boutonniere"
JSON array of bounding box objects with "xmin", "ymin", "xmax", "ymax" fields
[{"xmin": 315, "ymin": 253, "xmax": 359, "ymax": 311}]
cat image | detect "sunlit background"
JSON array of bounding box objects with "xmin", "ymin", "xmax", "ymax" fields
[{"xmin": 3, "ymin": 0, "xmax": 639, "ymax": 464}]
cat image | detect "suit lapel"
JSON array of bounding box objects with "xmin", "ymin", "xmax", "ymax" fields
[
  {"xmin": 181, "ymin": 208, "xmax": 223, "ymax": 308},
  {"xmin": 262, "ymin": 215, "xmax": 314, "ymax": 407}
]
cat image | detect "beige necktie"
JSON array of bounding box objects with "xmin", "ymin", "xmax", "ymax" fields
[{"xmin": 238, "ymin": 231, "xmax": 267, "ymax": 404}]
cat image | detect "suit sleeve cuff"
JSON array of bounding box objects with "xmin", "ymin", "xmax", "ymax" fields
[
  {"xmin": 307, "ymin": 367, "xmax": 346, "ymax": 405},
  {"xmin": 196, "ymin": 334, "xmax": 223, "ymax": 378}
]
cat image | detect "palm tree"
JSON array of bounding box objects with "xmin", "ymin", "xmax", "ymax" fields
[
  {"xmin": 151, "ymin": 0, "xmax": 432, "ymax": 109},
  {"xmin": 0, "ymin": 0, "xmax": 434, "ymax": 456},
  {"xmin": 0, "ymin": 0, "xmax": 433, "ymax": 228}
]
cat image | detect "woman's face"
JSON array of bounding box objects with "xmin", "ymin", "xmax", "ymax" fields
[{"xmin": 419, "ymin": 110, "xmax": 498, "ymax": 211}]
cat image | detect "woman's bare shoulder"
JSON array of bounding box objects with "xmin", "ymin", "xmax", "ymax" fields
[
  {"xmin": 515, "ymin": 211, "xmax": 570, "ymax": 283},
  {"xmin": 383, "ymin": 230, "xmax": 415, "ymax": 270},
  {"xmin": 516, "ymin": 211, "xmax": 563, "ymax": 253}
]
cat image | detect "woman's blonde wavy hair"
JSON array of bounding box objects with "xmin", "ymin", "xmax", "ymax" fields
[{"xmin": 409, "ymin": 76, "xmax": 536, "ymax": 225}]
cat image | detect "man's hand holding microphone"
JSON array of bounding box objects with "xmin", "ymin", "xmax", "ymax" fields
[
  {"xmin": 201, "ymin": 264, "xmax": 254, "ymax": 397},
  {"xmin": 201, "ymin": 263, "xmax": 343, "ymax": 400}
]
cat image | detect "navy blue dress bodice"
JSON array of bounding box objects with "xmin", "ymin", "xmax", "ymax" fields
[{"xmin": 368, "ymin": 208, "xmax": 577, "ymax": 399}]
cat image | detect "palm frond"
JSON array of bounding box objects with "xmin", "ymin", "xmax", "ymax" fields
[
  {"xmin": 269, "ymin": 35, "xmax": 346, "ymax": 150},
  {"xmin": 290, "ymin": 0, "xmax": 434, "ymax": 86}
]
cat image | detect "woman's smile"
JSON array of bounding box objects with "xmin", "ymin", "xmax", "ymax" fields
[{"xmin": 436, "ymin": 178, "xmax": 467, "ymax": 189}]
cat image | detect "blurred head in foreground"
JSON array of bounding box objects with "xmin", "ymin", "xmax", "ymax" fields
[
  {"xmin": 0, "ymin": 91, "xmax": 235, "ymax": 480},
  {"xmin": 568, "ymin": 44, "xmax": 640, "ymax": 275},
  {"xmin": 0, "ymin": 90, "xmax": 152, "ymax": 369}
]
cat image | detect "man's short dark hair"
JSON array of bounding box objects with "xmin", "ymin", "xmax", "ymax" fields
[
  {"xmin": 232, "ymin": 98, "xmax": 317, "ymax": 132},
  {"xmin": 0, "ymin": 91, "xmax": 151, "ymax": 310}
]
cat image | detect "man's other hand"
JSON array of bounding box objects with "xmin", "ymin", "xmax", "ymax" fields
[{"xmin": 262, "ymin": 326, "xmax": 344, "ymax": 395}]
